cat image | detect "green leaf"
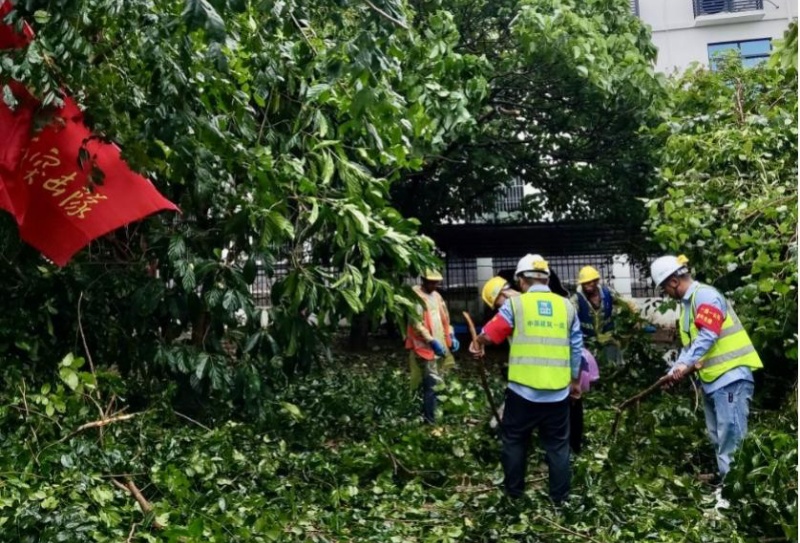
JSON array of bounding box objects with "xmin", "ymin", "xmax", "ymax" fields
[
  {"xmin": 182, "ymin": 0, "xmax": 226, "ymax": 38},
  {"xmin": 60, "ymin": 353, "xmax": 75, "ymax": 368},
  {"xmin": 280, "ymin": 401, "xmax": 304, "ymax": 420},
  {"xmin": 58, "ymin": 367, "xmax": 79, "ymax": 391},
  {"xmin": 321, "ymin": 153, "xmax": 335, "ymax": 185},
  {"xmin": 346, "ymin": 205, "xmax": 370, "ymax": 234},
  {"xmin": 340, "ymin": 289, "xmax": 363, "ymax": 313},
  {"xmin": 33, "ymin": 10, "xmax": 51, "ymax": 24}
]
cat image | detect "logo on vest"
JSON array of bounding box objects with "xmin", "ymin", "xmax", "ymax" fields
[{"xmin": 537, "ymin": 300, "xmax": 553, "ymax": 317}]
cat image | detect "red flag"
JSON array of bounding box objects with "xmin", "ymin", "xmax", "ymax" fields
[
  {"xmin": 6, "ymin": 97, "xmax": 179, "ymax": 266},
  {"xmin": 0, "ymin": 84, "xmax": 37, "ymax": 226},
  {"xmin": 0, "ymin": 0, "xmax": 33, "ymax": 49},
  {"xmin": 0, "ymin": 0, "xmax": 36, "ymax": 214},
  {"xmin": 0, "ymin": 2, "xmax": 178, "ymax": 265}
]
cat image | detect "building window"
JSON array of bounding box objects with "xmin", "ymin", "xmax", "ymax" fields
[
  {"xmin": 694, "ymin": 0, "xmax": 763, "ymax": 17},
  {"xmin": 495, "ymin": 182, "xmax": 524, "ymax": 213},
  {"xmin": 708, "ymin": 38, "xmax": 771, "ymax": 70},
  {"xmin": 630, "ymin": 0, "xmax": 639, "ymax": 17}
]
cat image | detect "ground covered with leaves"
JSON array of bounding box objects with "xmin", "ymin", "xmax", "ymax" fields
[{"xmin": 0, "ymin": 343, "xmax": 795, "ymax": 542}]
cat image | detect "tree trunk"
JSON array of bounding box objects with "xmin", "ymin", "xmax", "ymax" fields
[{"xmin": 349, "ymin": 312, "xmax": 370, "ymax": 350}]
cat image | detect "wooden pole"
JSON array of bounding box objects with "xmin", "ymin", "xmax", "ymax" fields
[{"xmin": 462, "ymin": 312, "xmax": 502, "ymax": 424}]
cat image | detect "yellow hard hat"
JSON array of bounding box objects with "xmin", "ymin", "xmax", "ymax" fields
[
  {"xmin": 421, "ymin": 269, "xmax": 443, "ymax": 281},
  {"xmin": 677, "ymin": 255, "xmax": 689, "ymax": 266},
  {"xmin": 481, "ymin": 276, "xmax": 509, "ymax": 308},
  {"xmin": 577, "ymin": 266, "xmax": 601, "ymax": 284}
]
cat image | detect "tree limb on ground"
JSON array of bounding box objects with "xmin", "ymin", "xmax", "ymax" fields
[
  {"xmin": 611, "ymin": 366, "xmax": 700, "ymax": 437},
  {"xmin": 112, "ymin": 478, "xmax": 164, "ymax": 530},
  {"xmin": 59, "ymin": 412, "xmax": 139, "ymax": 443}
]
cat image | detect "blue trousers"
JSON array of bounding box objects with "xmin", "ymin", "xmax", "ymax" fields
[
  {"xmin": 501, "ymin": 389, "xmax": 570, "ymax": 503},
  {"xmin": 703, "ymin": 379, "xmax": 754, "ymax": 477}
]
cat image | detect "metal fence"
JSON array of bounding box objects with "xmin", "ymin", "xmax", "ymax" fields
[
  {"xmin": 440, "ymin": 252, "xmax": 662, "ymax": 325},
  {"xmin": 630, "ymin": 257, "xmax": 659, "ymax": 298},
  {"xmin": 490, "ymin": 254, "xmax": 617, "ymax": 295},
  {"xmin": 440, "ymin": 253, "xmax": 646, "ymax": 328}
]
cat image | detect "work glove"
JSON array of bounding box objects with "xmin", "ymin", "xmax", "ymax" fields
[
  {"xmin": 450, "ymin": 334, "xmax": 460, "ymax": 353},
  {"xmin": 430, "ymin": 339, "xmax": 447, "ymax": 357}
]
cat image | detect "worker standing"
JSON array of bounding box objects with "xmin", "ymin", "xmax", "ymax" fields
[
  {"xmin": 471, "ymin": 255, "xmax": 582, "ymax": 504},
  {"xmin": 482, "ymin": 275, "xmax": 595, "ymax": 454},
  {"xmin": 650, "ymin": 255, "xmax": 763, "ymax": 505},
  {"xmin": 571, "ymin": 266, "xmax": 626, "ymax": 365},
  {"xmin": 406, "ymin": 269, "xmax": 459, "ymax": 424}
]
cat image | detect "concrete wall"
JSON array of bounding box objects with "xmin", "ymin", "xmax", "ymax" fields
[{"xmin": 638, "ymin": 0, "xmax": 797, "ymax": 73}]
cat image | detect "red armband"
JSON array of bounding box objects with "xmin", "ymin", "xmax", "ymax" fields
[
  {"xmin": 482, "ymin": 314, "xmax": 513, "ymax": 344},
  {"xmin": 694, "ymin": 303, "xmax": 724, "ymax": 335}
]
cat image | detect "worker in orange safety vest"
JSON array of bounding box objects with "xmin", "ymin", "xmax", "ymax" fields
[{"xmin": 406, "ymin": 269, "xmax": 459, "ymax": 423}]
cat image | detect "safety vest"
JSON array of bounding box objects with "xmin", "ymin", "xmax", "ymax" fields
[
  {"xmin": 508, "ymin": 292, "xmax": 573, "ymax": 390},
  {"xmin": 575, "ymin": 286, "xmax": 614, "ymax": 340},
  {"xmin": 405, "ymin": 286, "xmax": 452, "ymax": 360},
  {"xmin": 679, "ymin": 284, "xmax": 763, "ymax": 383}
]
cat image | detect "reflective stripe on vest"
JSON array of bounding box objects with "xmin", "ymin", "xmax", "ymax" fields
[
  {"xmin": 508, "ymin": 292, "xmax": 572, "ymax": 390},
  {"xmin": 679, "ymin": 285, "xmax": 763, "ymax": 383}
]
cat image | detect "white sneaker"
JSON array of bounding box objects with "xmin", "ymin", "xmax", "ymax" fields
[{"xmin": 713, "ymin": 488, "xmax": 730, "ymax": 510}]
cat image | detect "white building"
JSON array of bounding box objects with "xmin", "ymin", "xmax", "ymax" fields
[{"xmin": 635, "ymin": 0, "xmax": 798, "ymax": 73}]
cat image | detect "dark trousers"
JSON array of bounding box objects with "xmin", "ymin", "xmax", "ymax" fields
[
  {"xmin": 569, "ymin": 398, "xmax": 584, "ymax": 454},
  {"xmin": 501, "ymin": 388, "xmax": 571, "ymax": 503},
  {"xmin": 422, "ymin": 373, "xmax": 438, "ymax": 423}
]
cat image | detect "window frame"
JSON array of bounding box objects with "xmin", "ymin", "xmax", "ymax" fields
[{"xmin": 707, "ymin": 37, "xmax": 772, "ymax": 70}]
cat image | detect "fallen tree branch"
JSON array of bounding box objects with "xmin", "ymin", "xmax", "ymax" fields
[
  {"xmin": 610, "ymin": 375, "xmax": 671, "ymax": 437},
  {"xmin": 535, "ymin": 515, "xmax": 602, "ymax": 543},
  {"xmin": 611, "ymin": 366, "xmax": 701, "ymax": 437},
  {"xmin": 73, "ymin": 412, "xmax": 137, "ymax": 434},
  {"xmin": 174, "ymin": 410, "xmax": 212, "ymax": 432},
  {"xmin": 125, "ymin": 522, "xmax": 138, "ymax": 543},
  {"xmin": 454, "ymin": 475, "xmax": 546, "ymax": 494},
  {"xmin": 363, "ymin": 0, "xmax": 409, "ymax": 29},
  {"xmin": 59, "ymin": 412, "xmax": 139, "ymax": 443},
  {"xmin": 112, "ymin": 478, "xmax": 164, "ymax": 530}
]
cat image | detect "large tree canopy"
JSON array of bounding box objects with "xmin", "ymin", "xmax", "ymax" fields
[
  {"xmin": 0, "ymin": 0, "xmax": 487, "ymax": 390},
  {"xmin": 391, "ymin": 0, "xmax": 667, "ymax": 230}
]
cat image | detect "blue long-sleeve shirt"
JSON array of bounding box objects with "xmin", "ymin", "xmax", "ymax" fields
[
  {"xmin": 487, "ymin": 284, "xmax": 583, "ymax": 403},
  {"xmin": 674, "ymin": 281, "xmax": 753, "ymax": 394}
]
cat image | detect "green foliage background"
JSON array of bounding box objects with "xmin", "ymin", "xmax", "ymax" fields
[
  {"xmin": 0, "ymin": 0, "xmax": 667, "ymax": 402},
  {"xmin": 0, "ymin": 2, "xmax": 795, "ymax": 542}
]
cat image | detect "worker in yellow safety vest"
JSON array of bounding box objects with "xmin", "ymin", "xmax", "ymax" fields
[
  {"xmin": 650, "ymin": 255, "xmax": 763, "ymax": 501},
  {"xmin": 406, "ymin": 269, "xmax": 459, "ymax": 423},
  {"xmin": 483, "ymin": 275, "xmax": 595, "ymax": 455},
  {"xmin": 471, "ymin": 255, "xmax": 582, "ymax": 504}
]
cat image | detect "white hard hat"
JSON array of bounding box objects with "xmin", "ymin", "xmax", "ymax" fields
[
  {"xmin": 515, "ymin": 253, "xmax": 550, "ymax": 279},
  {"xmin": 650, "ymin": 255, "xmax": 688, "ymax": 287}
]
